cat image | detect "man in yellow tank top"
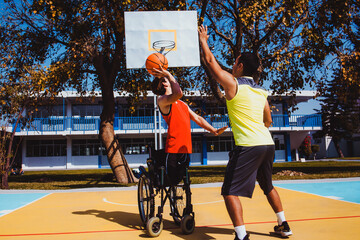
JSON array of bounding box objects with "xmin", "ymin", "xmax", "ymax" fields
[{"xmin": 199, "ymin": 25, "xmax": 292, "ymax": 240}]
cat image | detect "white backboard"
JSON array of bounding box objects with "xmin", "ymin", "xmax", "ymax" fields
[{"xmin": 125, "ymin": 11, "xmax": 200, "ymax": 69}]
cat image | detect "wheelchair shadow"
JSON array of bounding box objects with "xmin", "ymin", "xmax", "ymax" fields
[
  {"xmin": 73, "ymin": 209, "xmax": 143, "ymax": 231},
  {"xmin": 72, "ymin": 209, "xmax": 285, "ymax": 239}
]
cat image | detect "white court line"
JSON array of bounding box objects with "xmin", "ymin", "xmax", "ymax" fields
[{"xmin": 103, "ymin": 198, "xmax": 223, "ymax": 206}]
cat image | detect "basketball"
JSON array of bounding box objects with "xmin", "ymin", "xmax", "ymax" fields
[{"xmin": 145, "ymin": 53, "xmax": 168, "ymax": 75}]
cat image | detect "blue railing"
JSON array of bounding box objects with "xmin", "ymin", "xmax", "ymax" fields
[
  {"xmin": 272, "ymin": 114, "xmax": 322, "ymax": 127},
  {"xmin": 15, "ymin": 114, "xmax": 321, "ymax": 133}
]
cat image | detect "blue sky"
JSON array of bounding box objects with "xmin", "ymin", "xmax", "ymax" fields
[{"xmin": 294, "ymin": 99, "xmax": 321, "ymax": 114}]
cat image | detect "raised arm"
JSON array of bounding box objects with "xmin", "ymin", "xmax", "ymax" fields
[
  {"xmin": 189, "ymin": 108, "xmax": 228, "ymax": 136},
  {"xmin": 153, "ymin": 67, "xmax": 183, "ymax": 113},
  {"xmin": 198, "ymin": 25, "xmax": 237, "ymax": 100}
]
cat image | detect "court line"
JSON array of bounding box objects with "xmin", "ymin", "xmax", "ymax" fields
[{"xmin": 1, "ymin": 215, "xmax": 359, "ymax": 237}]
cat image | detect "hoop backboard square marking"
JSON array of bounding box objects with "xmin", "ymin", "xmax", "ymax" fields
[
  {"xmin": 148, "ymin": 30, "xmax": 177, "ymax": 52},
  {"xmin": 125, "ymin": 11, "xmax": 200, "ymax": 69}
]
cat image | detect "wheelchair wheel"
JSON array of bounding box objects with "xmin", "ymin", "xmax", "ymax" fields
[
  {"xmin": 146, "ymin": 216, "xmax": 163, "ymax": 237},
  {"xmin": 138, "ymin": 174, "xmax": 154, "ymax": 225},
  {"xmin": 169, "ymin": 184, "xmax": 191, "ymax": 225},
  {"xmin": 181, "ymin": 214, "xmax": 195, "ymax": 235}
]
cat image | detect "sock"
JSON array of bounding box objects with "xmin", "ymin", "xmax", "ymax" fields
[
  {"xmin": 234, "ymin": 225, "xmax": 246, "ymax": 240},
  {"xmin": 276, "ymin": 211, "xmax": 286, "ymax": 225}
]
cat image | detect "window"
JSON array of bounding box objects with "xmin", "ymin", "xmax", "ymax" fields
[
  {"xmin": 72, "ymin": 139, "xmax": 103, "ymax": 156},
  {"xmin": 192, "ymin": 136, "xmax": 202, "ymax": 153},
  {"xmin": 206, "ymin": 136, "xmax": 235, "ymax": 152},
  {"xmin": 273, "ymin": 135, "xmax": 285, "ymax": 150},
  {"xmin": 271, "ymin": 103, "xmax": 284, "ymax": 115},
  {"xmin": 118, "ymin": 138, "xmax": 155, "ymax": 154},
  {"xmin": 118, "ymin": 104, "xmax": 154, "ymax": 117},
  {"xmin": 72, "ymin": 105, "xmax": 102, "ymax": 117},
  {"xmin": 26, "ymin": 140, "xmax": 66, "ymax": 157},
  {"xmin": 33, "ymin": 105, "xmax": 64, "ymax": 118}
]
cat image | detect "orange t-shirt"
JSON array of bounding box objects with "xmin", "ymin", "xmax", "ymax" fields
[{"xmin": 161, "ymin": 100, "xmax": 192, "ymax": 153}]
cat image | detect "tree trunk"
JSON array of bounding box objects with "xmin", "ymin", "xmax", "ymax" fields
[
  {"xmin": 333, "ymin": 138, "xmax": 345, "ymax": 158},
  {"xmin": 99, "ymin": 88, "xmax": 136, "ymax": 184},
  {"xmin": 1, "ymin": 173, "xmax": 9, "ymax": 189}
]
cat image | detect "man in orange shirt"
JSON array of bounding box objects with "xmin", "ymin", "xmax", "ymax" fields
[{"xmin": 151, "ymin": 66, "xmax": 227, "ymax": 184}]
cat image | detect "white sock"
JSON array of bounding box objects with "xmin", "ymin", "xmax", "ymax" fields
[
  {"xmin": 234, "ymin": 225, "xmax": 246, "ymax": 240},
  {"xmin": 276, "ymin": 211, "xmax": 286, "ymax": 225}
]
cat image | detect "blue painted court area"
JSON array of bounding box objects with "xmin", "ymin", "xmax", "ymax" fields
[
  {"xmin": 0, "ymin": 193, "xmax": 49, "ymax": 217},
  {"xmin": 274, "ymin": 180, "xmax": 360, "ymax": 204}
]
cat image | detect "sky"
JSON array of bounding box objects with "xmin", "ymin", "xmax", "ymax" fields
[{"xmin": 293, "ymin": 99, "xmax": 321, "ymax": 115}]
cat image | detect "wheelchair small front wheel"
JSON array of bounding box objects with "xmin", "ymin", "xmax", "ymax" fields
[
  {"xmin": 181, "ymin": 214, "xmax": 195, "ymax": 235},
  {"xmin": 146, "ymin": 217, "xmax": 163, "ymax": 237}
]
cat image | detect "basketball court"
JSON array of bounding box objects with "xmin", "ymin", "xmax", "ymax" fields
[
  {"xmin": 1, "ymin": 179, "xmax": 360, "ymax": 240},
  {"xmin": 1, "ymin": 10, "xmax": 358, "ymax": 240}
]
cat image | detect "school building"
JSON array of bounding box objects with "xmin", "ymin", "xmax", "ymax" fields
[{"xmin": 13, "ymin": 90, "xmax": 322, "ymax": 170}]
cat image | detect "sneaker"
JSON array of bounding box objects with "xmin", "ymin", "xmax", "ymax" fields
[
  {"xmin": 234, "ymin": 233, "xmax": 250, "ymax": 240},
  {"xmin": 274, "ymin": 221, "xmax": 292, "ymax": 237}
]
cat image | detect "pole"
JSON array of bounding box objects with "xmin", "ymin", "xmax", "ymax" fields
[{"xmin": 154, "ymin": 95, "xmax": 158, "ymax": 150}]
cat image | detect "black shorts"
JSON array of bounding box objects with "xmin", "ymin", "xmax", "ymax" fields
[
  {"xmin": 165, "ymin": 153, "xmax": 190, "ymax": 185},
  {"xmin": 221, "ymin": 145, "xmax": 275, "ymax": 198},
  {"xmin": 151, "ymin": 149, "xmax": 190, "ymax": 186}
]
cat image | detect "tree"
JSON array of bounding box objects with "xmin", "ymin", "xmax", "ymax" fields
[
  {"xmin": 310, "ymin": 0, "xmax": 360, "ymax": 157},
  {"xmin": 1, "ymin": 0, "xmax": 189, "ymax": 184},
  {"xmin": 314, "ymin": 71, "xmax": 360, "ymax": 157},
  {"xmin": 193, "ymin": 0, "xmax": 320, "ymax": 107},
  {"xmin": 0, "ymin": 66, "xmax": 54, "ymax": 188},
  {"xmin": 299, "ymin": 135, "xmax": 312, "ymax": 159}
]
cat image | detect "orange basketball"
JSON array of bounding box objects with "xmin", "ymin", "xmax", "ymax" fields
[{"xmin": 145, "ymin": 53, "xmax": 168, "ymax": 76}]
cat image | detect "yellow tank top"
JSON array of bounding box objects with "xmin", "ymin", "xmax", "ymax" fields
[{"xmin": 226, "ymin": 77, "xmax": 274, "ymax": 146}]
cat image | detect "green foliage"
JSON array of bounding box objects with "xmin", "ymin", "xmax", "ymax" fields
[
  {"xmin": 310, "ymin": 0, "xmax": 360, "ymax": 156},
  {"xmin": 311, "ymin": 144, "xmax": 320, "ymax": 154},
  {"xmin": 193, "ymin": 0, "xmax": 319, "ymax": 103}
]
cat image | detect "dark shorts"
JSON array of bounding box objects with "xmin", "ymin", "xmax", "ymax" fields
[
  {"xmin": 165, "ymin": 152, "xmax": 190, "ymax": 185},
  {"xmin": 221, "ymin": 145, "xmax": 275, "ymax": 198}
]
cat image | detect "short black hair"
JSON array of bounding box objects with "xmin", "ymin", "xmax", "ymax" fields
[
  {"xmin": 238, "ymin": 52, "xmax": 261, "ymax": 77},
  {"xmin": 151, "ymin": 77, "xmax": 166, "ymax": 95}
]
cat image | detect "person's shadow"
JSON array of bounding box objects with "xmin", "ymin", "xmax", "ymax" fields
[{"xmin": 73, "ymin": 209, "xmax": 287, "ymax": 239}]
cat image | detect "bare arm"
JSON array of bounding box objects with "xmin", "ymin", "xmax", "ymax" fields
[
  {"xmin": 198, "ymin": 25, "xmax": 237, "ymax": 100},
  {"xmin": 189, "ymin": 108, "xmax": 228, "ymax": 136},
  {"xmin": 263, "ymin": 100, "xmax": 272, "ymax": 128},
  {"xmin": 153, "ymin": 67, "xmax": 183, "ymax": 113}
]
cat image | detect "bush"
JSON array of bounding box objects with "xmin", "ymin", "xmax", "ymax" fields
[
  {"xmin": 311, "ymin": 144, "xmax": 320, "ymax": 159},
  {"xmin": 299, "ymin": 135, "xmax": 312, "ymax": 159}
]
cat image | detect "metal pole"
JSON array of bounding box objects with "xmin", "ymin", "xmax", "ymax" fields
[
  {"xmin": 158, "ymin": 107, "xmax": 162, "ymax": 149},
  {"xmin": 154, "ymin": 95, "xmax": 158, "ymax": 150}
]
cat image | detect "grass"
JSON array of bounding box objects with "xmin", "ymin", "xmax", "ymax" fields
[{"xmin": 5, "ymin": 161, "xmax": 360, "ymax": 190}]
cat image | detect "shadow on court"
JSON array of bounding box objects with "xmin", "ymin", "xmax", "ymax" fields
[{"xmin": 72, "ymin": 209, "xmax": 285, "ymax": 239}]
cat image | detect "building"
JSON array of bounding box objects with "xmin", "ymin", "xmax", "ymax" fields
[{"xmin": 14, "ymin": 91, "xmax": 322, "ymax": 170}]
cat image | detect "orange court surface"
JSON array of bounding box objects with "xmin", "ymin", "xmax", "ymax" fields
[{"xmin": 1, "ymin": 181, "xmax": 360, "ymax": 240}]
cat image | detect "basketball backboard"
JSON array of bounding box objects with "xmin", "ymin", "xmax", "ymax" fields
[{"xmin": 124, "ymin": 11, "xmax": 200, "ymax": 69}]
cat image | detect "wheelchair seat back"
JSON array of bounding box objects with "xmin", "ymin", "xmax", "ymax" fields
[{"xmin": 147, "ymin": 148, "xmax": 189, "ymax": 186}]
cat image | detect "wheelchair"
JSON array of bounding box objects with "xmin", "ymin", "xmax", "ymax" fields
[{"xmin": 137, "ymin": 148, "xmax": 195, "ymax": 237}]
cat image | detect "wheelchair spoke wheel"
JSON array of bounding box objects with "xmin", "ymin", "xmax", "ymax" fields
[
  {"xmin": 138, "ymin": 174, "xmax": 154, "ymax": 225},
  {"xmin": 146, "ymin": 217, "xmax": 163, "ymax": 237},
  {"xmin": 170, "ymin": 185, "xmax": 190, "ymax": 225}
]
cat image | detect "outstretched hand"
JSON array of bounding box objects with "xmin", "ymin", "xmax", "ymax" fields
[
  {"xmin": 198, "ymin": 25, "xmax": 209, "ymax": 42},
  {"xmin": 213, "ymin": 126, "xmax": 228, "ymax": 136}
]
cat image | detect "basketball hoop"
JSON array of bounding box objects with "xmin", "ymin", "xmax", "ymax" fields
[{"xmin": 152, "ymin": 40, "xmax": 175, "ymax": 55}]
